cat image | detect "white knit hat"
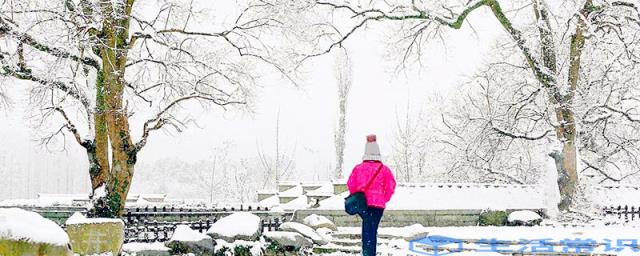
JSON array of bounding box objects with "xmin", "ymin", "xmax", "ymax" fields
[{"xmin": 362, "ymin": 134, "xmax": 382, "ymax": 161}]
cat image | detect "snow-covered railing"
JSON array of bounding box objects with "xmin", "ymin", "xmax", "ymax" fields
[
  {"xmin": 121, "ymin": 205, "xmax": 287, "ymax": 223},
  {"xmin": 602, "ymin": 205, "xmax": 640, "ymax": 223},
  {"xmin": 118, "ymin": 205, "xmax": 291, "ymax": 242},
  {"xmin": 123, "ymin": 216, "xmax": 286, "ymax": 243}
]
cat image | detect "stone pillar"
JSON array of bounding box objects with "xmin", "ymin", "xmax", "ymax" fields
[{"xmin": 66, "ymin": 217, "xmax": 124, "ymax": 255}]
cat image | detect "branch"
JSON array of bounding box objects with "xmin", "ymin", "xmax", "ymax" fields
[
  {"xmin": 581, "ymin": 159, "xmax": 622, "ymax": 182},
  {"xmin": 135, "ymin": 94, "xmax": 245, "ymax": 151},
  {"xmin": 50, "ymin": 106, "xmax": 93, "ymax": 150},
  {"xmin": 481, "ymin": 167, "xmax": 525, "ymax": 184},
  {"xmin": 0, "ymin": 58, "xmax": 90, "ymax": 109},
  {"xmin": 492, "ymin": 126, "xmax": 551, "ymax": 140},
  {"xmin": 313, "ymin": 0, "xmax": 551, "ymax": 92},
  {"xmin": 603, "ymin": 105, "xmax": 640, "ymax": 122},
  {"xmin": 0, "ymin": 17, "xmax": 100, "ymax": 69}
]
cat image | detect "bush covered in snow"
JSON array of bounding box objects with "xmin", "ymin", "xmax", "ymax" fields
[
  {"xmin": 207, "ymin": 212, "xmax": 261, "ymax": 242},
  {"xmin": 507, "ymin": 210, "xmax": 543, "ymax": 226}
]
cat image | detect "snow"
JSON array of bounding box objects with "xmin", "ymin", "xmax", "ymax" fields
[
  {"xmin": 122, "ymin": 242, "xmax": 169, "ymax": 252},
  {"xmin": 0, "ymin": 208, "xmax": 69, "ymax": 246},
  {"xmin": 279, "ymin": 184, "xmax": 303, "ymax": 197},
  {"xmin": 270, "ymin": 206, "xmax": 285, "ymax": 212},
  {"xmin": 591, "ymin": 185, "xmax": 640, "ymax": 206},
  {"xmin": 507, "ymin": 210, "xmax": 541, "ymax": 223},
  {"xmin": 391, "ymin": 225, "xmax": 640, "ymax": 242},
  {"xmin": 326, "ymin": 225, "xmax": 640, "ymax": 255},
  {"xmin": 318, "ymin": 183, "xmax": 546, "ymax": 210},
  {"xmin": 0, "ymin": 194, "xmax": 89, "ymax": 207},
  {"xmin": 93, "ymin": 185, "xmax": 107, "ymax": 199},
  {"xmin": 65, "ymin": 212, "xmax": 124, "ymax": 225},
  {"xmin": 263, "ymin": 231, "xmax": 299, "ymax": 241},
  {"xmin": 542, "ymin": 155, "xmax": 561, "ymax": 217},
  {"xmin": 207, "ymin": 212, "xmax": 260, "ymax": 238},
  {"xmin": 305, "ymin": 183, "xmax": 335, "ymax": 197},
  {"xmin": 258, "ymin": 195, "xmax": 279, "ymax": 208},
  {"xmin": 279, "ymin": 222, "xmax": 327, "ymax": 244},
  {"xmin": 303, "ymin": 214, "xmax": 336, "ymax": 230},
  {"xmin": 169, "ymin": 225, "xmax": 210, "ymax": 242},
  {"xmin": 280, "ymin": 195, "xmax": 309, "ymax": 210}
]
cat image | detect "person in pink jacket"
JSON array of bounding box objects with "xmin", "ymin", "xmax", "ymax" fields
[{"xmin": 347, "ymin": 134, "xmax": 396, "ymax": 256}]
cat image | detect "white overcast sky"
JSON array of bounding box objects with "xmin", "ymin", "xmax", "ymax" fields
[{"xmin": 0, "ymin": 6, "xmax": 504, "ymax": 199}]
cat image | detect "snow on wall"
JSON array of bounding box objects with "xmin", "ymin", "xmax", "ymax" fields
[
  {"xmin": 278, "ymin": 184, "xmax": 304, "ymax": 197},
  {"xmin": 590, "ymin": 185, "xmax": 640, "ymax": 207},
  {"xmin": 65, "ymin": 212, "xmax": 124, "ymax": 225},
  {"xmin": 318, "ymin": 183, "xmax": 546, "ymax": 210},
  {"xmin": 280, "ymin": 195, "xmax": 310, "ymax": 210}
]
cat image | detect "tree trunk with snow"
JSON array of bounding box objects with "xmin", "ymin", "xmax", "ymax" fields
[
  {"xmin": 0, "ymin": 0, "xmax": 304, "ymax": 217},
  {"xmin": 333, "ymin": 50, "xmax": 351, "ymax": 179},
  {"xmin": 312, "ymin": 0, "xmax": 630, "ymax": 212}
]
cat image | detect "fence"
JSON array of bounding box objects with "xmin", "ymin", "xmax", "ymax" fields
[
  {"xmin": 121, "ymin": 205, "xmax": 273, "ymax": 223},
  {"xmin": 124, "ymin": 216, "xmax": 286, "ymax": 243},
  {"xmin": 115, "ymin": 205, "xmax": 289, "ymax": 242},
  {"xmin": 602, "ymin": 205, "xmax": 640, "ymax": 222}
]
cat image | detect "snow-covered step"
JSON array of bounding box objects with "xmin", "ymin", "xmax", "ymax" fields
[
  {"xmin": 332, "ymin": 232, "xmax": 415, "ymax": 240},
  {"xmin": 329, "ymin": 237, "xmax": 394, "ymax": 247},
  {"xmin": 312, "ymin": 243, "xmax": 361, "ymax": 254}
]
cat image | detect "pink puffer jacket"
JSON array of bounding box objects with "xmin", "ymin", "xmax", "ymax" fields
[{"xmin": 346, "ymin": 160, "xmax": 397, "ymax": 208}]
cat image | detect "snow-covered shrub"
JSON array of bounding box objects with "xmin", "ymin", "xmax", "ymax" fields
[
  {"xmin": 507, "ymin": 210, "xmax": 542, "ymax": 226},
  {"xmin": 166, "ymin": 225, "xmax": 214, "ymax": 255}
]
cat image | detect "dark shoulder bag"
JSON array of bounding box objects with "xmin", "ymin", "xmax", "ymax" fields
[{"xmin": 344, "ymin": 164, "xmax": 383, "ymax": 215}]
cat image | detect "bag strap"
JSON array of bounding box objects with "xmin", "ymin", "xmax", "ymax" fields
[{"xmin": 362, "ymin": 163, "xmax": 384, "ymax": 191}]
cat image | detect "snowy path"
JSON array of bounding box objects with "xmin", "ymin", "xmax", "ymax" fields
[{"xmin": 314, "ymin": 225, "xmax": 640, "ymax": 256}]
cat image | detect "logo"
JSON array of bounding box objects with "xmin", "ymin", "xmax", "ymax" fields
[{"xmin": 409, "ymin": 235, "xmax": 464, "ymax": 256}]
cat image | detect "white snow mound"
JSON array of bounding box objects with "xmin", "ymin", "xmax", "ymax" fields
[
  {"xmin": 0, "ymin": 208, "xmax": 69, "ymax": 246},
  {"xmin": 65, "ymin": 212, "xmax": 123, "ymax": 225},
  {"xmin": 508, "ymin": 210, "xmax": 542, "ymax": 223},
  {"xmin": 302, "ymin": 214, "xmax": 336, "ymax": 230},
  {"xmin": 170, "ymin": 225, "xmax": 211, "ymax": 242},
  {"xmin": 122, "ymin": 242, "xmax": 170, "ymax": 252},
  {"xmin": 207, "ymin": 212, "xmax": 260, "ymax": 238}
]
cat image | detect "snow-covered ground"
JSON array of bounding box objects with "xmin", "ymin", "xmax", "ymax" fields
[{"xmin": 118, "ymin": 224, "xmax": 640, "ymax": 255}]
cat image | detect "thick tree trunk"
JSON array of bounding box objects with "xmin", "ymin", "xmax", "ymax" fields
[
  {"xmin": 90, "ymin": 72, "xmax": 110, "ymax": 191},
  {"xmin": 90, "ymin": 0, "xmax": 137, "ymax": 217},
  {"xmin": 553, "ymin": 108, "xmax": 578, "ymax": 211},
  {"xmin": 530, "ymin": 0, "xmax": 589, "ymax": 212},
  {"xmin": 550, "ymin": 0, "xmax": 590, "ymax": 211}
]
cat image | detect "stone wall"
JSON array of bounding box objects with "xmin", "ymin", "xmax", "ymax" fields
[
  {"xmin": 0, "ymin": 240, "xmax": 72, "ymax": 256},
  {"xmin": 293, "ymin": 209, "xmax": 542, "ymax": 227}
]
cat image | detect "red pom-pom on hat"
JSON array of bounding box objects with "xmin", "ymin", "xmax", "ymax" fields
[{"xmin": 366, "ymin": 134, "xmax": 377, "ymax": 143}]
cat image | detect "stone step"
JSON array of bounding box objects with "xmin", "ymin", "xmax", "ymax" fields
[
  {"xmin": 332, "ymin": 232, "xmax": 408, "ymax": 240},
  {"xmin": 329, "ymin": 238, "xmax": 393, "ymax": 247},
  {"xmin": 312, "ymin": 244, "xmax": 361, "ymax": 254}
]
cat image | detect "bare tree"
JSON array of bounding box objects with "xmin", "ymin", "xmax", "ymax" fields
[
  {"xmin": 257, "ymin": 109, "xmax": 296, "ymax": 189},
  {"xmin": 309, "ymin": 0, "xmax": 640, "ymax": 212},
  {"xmin": 390, "ymin": 102, "xmax": 430, "ymax": 182},
  {"xmin": 333, "ymin": 48, "xmax": 352, "ymax": 179},
  {"xmin": 0, "ymin": 0, "xmax": 310, "ymax": 217},
  {"xmin": 435, "ymin": 65, "xmax": 549, "ymax": 185}
]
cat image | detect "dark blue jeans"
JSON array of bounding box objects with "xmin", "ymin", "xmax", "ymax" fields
[{"xmin": 358, "ymin": 206, "xmax": 384, "ymax": 256}]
